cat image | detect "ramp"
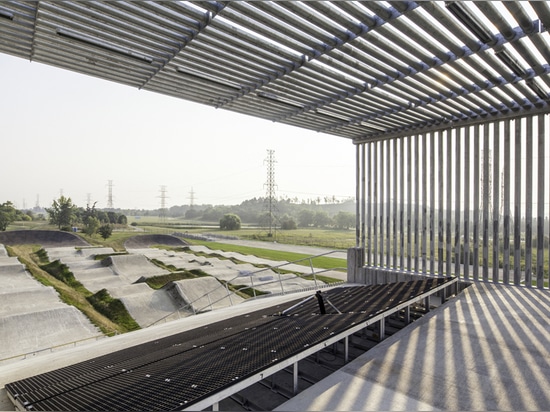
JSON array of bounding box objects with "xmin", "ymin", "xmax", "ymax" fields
[
  {"xmin": 169, "ymin": 277, "xmax": 245, "ymax": 313},
  {"xmin": 0, "ymin": 307, "xmax": 100, "ymax": 360},
  {"xmin": 46, "ymin": 246, "xmax": 116, "ymax": 262},
  {"xmin": 108, "ymin": 284, "xmax": 180, "ymax": 327},
  {"xmin": 0, "ymin": 263, "xmax": 42, "ymax": 290},
  {"xmin": 0, "ymin": 230, "xmax": 88, "ymax": 247},
  {"xmin": 71, "ymin": 266, "xmax": 127, "ymax": 293},
  {"xmin": 0, "ymin": 288, "xmax": 65, "ymax": 316},
  {"xmin": 106, "ymin": 254, "xmax": 169, "ymax": 283},
  {"xmin": 0, "ymin": 255, "xmax": 101, "ymax": 362},
  {"xmin": 124, "ymin": 234, "xmax": 187, "ymax": 250}
]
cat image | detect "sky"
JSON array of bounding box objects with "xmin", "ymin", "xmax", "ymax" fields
[{"xmin": 1, "ymin": 53, "xmax": 357, "ymax": 211}]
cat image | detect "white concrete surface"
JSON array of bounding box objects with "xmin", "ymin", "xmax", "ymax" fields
[
  {"xmin": 276, "ymin": 282, "xmax": 550, "ymax": 411},
  {"xmin": 108, "ymin": 254, "xmax": 170, "ymax": 282},
  {"xmin": 0, "ymin": 246, "xmax": 101, "ymax": 364},
  {"xmin": 108, "ymin": 283, "xmax": 180, "ymax": 327},
  {"xmin": 44, "ymin": 249, "xmax": 180, "ymax": 328},
  {"xmin": 170, "ymin": 277, "xmax": 245, "ymax": 313},
  {"xmin": 0, "ymin": 263, "xmax": 39, "ymax": 289}
]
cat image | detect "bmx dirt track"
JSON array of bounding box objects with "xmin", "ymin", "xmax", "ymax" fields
[{"xmin": 124, "ymin": 234, "xmax": 188, "ymax": 249}]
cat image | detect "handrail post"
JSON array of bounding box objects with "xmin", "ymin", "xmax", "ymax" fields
[
  {"xmin": 250, "ymin": 275, "xmax": 256, "ymax": 298},
  {"xmin": 308, "ymin": 257, "xmax": 319, "ymax": 289},
  {"xmin": 278, "ymin": 270, "xmax": 285, "ymax": 294},
  {"xmin": 225, "ymin": 282, "xmax": 234, "ymax": 306}
]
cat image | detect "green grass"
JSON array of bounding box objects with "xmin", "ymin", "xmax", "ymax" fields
[
  {"xmin": 145, "ymin": 270, "xmax": 209, "ymax": 290},
  {"xmin": 87, "ymin": 289, "xmax": 140, "ymax": 332},
  {"xmin": 190, "ymin": 240, "xmax": 347, "ymax": 271},
  {"xmin": 227, "ymin": 284, "xmax": 269, "ymax": 299}
]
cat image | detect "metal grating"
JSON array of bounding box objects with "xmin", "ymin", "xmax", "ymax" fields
[
  {"xmin": 6, "ymin": 279, "xmax": 454, "ymax": 411},
  {"xmin": 0, "ymin": 1, "xmax": 549, "ymax": 142}
]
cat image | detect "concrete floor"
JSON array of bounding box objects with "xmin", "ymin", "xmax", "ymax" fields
[{"xmin": 276, "ymin": 282, "xmax": 550, "ymax": 411}]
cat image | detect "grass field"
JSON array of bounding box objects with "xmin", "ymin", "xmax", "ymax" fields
[{"xmin": 131, "ymin": 221, "xmax": 356, "ymax": 250}]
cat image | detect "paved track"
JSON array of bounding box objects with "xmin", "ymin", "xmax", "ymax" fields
[{"xmin": 209, "ymin": 238, "xmax": 348, "ymax": 260}]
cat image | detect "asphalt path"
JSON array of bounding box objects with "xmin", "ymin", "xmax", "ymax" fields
[{"xmin": 210, "ymin": 238, "xmax": 348, "ymax": 260}]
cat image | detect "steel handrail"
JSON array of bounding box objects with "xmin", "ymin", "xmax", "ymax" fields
[{"xmin": 146, "ymin": 250, "xmax": 346, "ymax": 327}]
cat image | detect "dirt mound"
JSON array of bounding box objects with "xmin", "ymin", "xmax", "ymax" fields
[
  {"xmin": 0, "ymin": 230, "xmax": 89, "ymax": 247},
  {"xmin": 124, "ymin": 234, "xmax": 188, "ymax": 250}
]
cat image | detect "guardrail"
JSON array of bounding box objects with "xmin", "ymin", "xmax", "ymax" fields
[
  {"xmin": 0, "ymin": 332, "xmax": 115, "ymax": 365},
  {"xmin": 146, "ymin": 250, "xmax": 347, "ymax": 327}
]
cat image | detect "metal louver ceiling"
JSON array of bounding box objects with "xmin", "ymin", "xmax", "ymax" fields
[{"xmin": 1, "ymin": 1, "xmax": 549, "ymax": 143}]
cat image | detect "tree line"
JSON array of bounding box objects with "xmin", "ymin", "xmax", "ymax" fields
[
  {"xmin": 45, "ymin": 196, "xmax": 128, "ymax": 239},
  {"xmin": 130, "ymin": 197, "xmax": 357, "ymax": 230},
  {"xmin": 1, "ymin": 196, "xmax": 355, "ymax": 233}
]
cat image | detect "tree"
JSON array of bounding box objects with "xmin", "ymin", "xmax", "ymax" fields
[
  {"xmin": 98, "ymin": 224, "xmax": 113, "ymax": 240},
  {"xmin": 298, "ymin": 209, "xmax": 315, "ymax": 227},
  {"xmin": 46, "ymin": 196, "xmax": 78, "ymax": 229},
  {"xmin": 185, "ymin": 208, "xmax": 201, "ymax": 219},
  {"xmin": 83, "ymin": 216, "xmax": 100, "ymax": 236},
  {"xmin": 96, "ymin": 211, "xmax": 109, "ymax": 223},
  {"xmin": 220, "ymin": 213, "xmax": 241, "ymax": 230},
  {"xmin": 0, "ymin": 201, "xmax": 18, "ymax": 231},
  {"xmin": 82, "ymin": 202, "xmax": 97, "ymax": 221},
  {"xmin": 107, "ymin": 211, "xmax": 118, "ymax": 224},
  {"xmin": 280, "ymin": 214, "xmax": 297, "ymax": 230},
  {"xmin": 203, "ymin": 206, "xmax": 229, "ymax": 222},
  {"xmin": 334, "ymin": 211, "xmax": 355, "ymax": 229},
  {"xmin": 313, "ymin": 211, "xmax": 332, "ymax": 228}
]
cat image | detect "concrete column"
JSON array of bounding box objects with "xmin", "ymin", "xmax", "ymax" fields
[{"xmin": 347, "ymin": 247, "xmax": 365, "ymax": 284}]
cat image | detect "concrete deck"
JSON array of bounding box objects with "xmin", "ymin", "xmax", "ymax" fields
[{"xmin": 276, "ymin": 282, "xmax": 550, "ymax": 411}]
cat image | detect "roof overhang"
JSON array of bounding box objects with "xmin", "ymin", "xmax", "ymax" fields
[{"xmin": 1, "ymin": 1, "xmax": 549, "ymax": 142}]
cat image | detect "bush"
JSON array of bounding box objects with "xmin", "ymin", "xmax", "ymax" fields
[
  {"xmin": 40, "ymin": 259, "xmax": 83, "ymax": 288},
  {"xmin": 98, "ymin": 224, "xmax": 113, "ymax": 240},
  {"xmin": 87, "ymin": 289, "xmax": 140, "ymax": 331},
  {"xmin": 220, "ymin": 213, "xmax": 241, "ymax": 230},
  {"xmin": 281, "ymin": 215, "xmax": 297, "ymax": 230}
]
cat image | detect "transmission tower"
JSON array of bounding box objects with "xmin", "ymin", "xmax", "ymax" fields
[
  {"xmin": 480, "ymin": 150, "xmax": 492, "ymax": 223},
  {"xmin": 106, "ymin": 180, "xmax": 114, "ymax": 210},
  {"xmin": 159, "ymin": 185, "xmax": 168, "ymax": 222},
  {"xmin": 263, "ymin": 149, "xmax": 278, "ymax": 237},
  {"xmin": 189, "ymin": 187, "xmax": 195, "ymax": 209}
]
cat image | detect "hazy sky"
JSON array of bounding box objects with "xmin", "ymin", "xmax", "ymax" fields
[{"xmin": 1, "ymin": 53, "xmax": 357, "ymax": 210}]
